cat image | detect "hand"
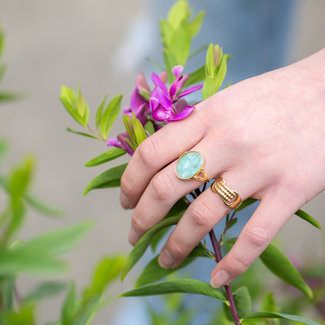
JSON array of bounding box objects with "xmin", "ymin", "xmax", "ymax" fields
[{"xmin": 120, "ymin": 48, "xmax": 325, "ymax": 288}]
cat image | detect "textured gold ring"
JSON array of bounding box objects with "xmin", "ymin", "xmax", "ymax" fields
[
  {"xmin": 211, "ymin": 177, "xmax": 242, "ymax": 209},
  {"xmin": 175, "ymin": 151, "xmax": 209, "ymax": 182}
]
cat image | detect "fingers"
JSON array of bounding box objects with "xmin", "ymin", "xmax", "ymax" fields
[
  {"xmin": 157, "ymin": 170, "xmax": 263, "ymax": 269},
  {"xmin": 210, "ymin": 191, "xmax": 298, "ymax": 288},
  {"xmin": 120, "ymin": 110, "xmax": 206, "ymax": 209},
  {"xmin": 128, "ymin": 140, "xmax": 233, "ymax": 245}
]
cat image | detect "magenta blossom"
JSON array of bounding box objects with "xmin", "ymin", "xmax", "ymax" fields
[
  {"xmin": 150, "ymin": 65, "xmax": 202, "ymax": 122},
  {"xmin": 106, "ymin": 133, "xmax": 134, "ymax": 156}
]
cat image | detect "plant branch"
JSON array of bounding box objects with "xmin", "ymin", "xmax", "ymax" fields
[{"xmin": 209, "ymin": 229, "xmax": 241, "ymax": 325}]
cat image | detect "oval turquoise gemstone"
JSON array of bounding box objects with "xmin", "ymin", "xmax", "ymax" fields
[{"xmin": 176, "ymin": 151, "xmax": 203, "ymax": 179}]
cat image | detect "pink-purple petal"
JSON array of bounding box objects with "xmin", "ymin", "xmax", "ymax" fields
[
  {"xmin": 152, "ymin": 105, "xmax": 175, "ymax": 122},
  {"xmin": 136, "ymin": 73, "xmax": 150, "ymax": 92},
  {"xmin": 171, "ymin": 105, "xmax": 195, "ymax": 121},
  {"xmin": 178, "ymin": 84, "xmax": 202, "ymax": 99},
  {"xmin": 151, "ymin": 73, "xmax": 168, "ymax": 94},
  {"xmin": 172, "ymin": 65, "xmax": 184, "ymax": 79},
  {"xmin": 106, "ymin": 137, "xmax": 123, "ymax": 148}
]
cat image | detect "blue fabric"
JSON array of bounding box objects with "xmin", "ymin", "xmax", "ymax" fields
[{"xmin": 113, "ymin": 1, "xmax": 295, "ymax": 323}]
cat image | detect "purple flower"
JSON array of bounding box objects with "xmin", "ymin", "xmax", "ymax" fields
[
  {"xmin": 106, "ymin": 133, "xmax": 134, "ymax": 156},
  {"xmin": 150, "ymin": 65, "xmax": 202, "ymax": 122}
]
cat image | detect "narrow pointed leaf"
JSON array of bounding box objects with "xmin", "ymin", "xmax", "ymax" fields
[
  {"xmin": 184, "ymin": 65, "xmax": 205, "ymax": 87},
  {"xmin": 24, "ymin": 281, "xmax": 66, "ymax": 303},
  {"xmin": 83, "ymin": 163, "xmax": 127, "ymax": 195},
  {"xmin": 242, "ymin": 312, "xmax": 320, "ymax": 325},
  {"xmin": 136, "ymin": 244, "xmax": 211, "ymax": 287},
  {"xmin": 66, "ymin": 128, "xmax": 97, "ymax": 140},
  {"xmin": 95, "ymin": 96, "xmax": 107, "ymax": 130},
  {"xmin": 189, "ymin": 10, "xmax": 205, "ymax": 37},
  {"xmin": 121, "ymin": 215, "xmax": 182, "ymax": 280},
  {"xmin": 295, "ymin": 209, "xmax": 321, "ymax": 230},
  {"xmin": 260, "ymin": 243, "xmax": 313, "ymax": 298},
  {"xmin": 0, "ymin": 139, "xmax": 8, "ymax": 164},
  {"xmin": 121, "ymin": 279, "xmax": 227, "ymax": 302},
  {"xmin": 84, "ymin": 148, "xmax": 126, "ymax": 167},
  {"xmin": 100, "ymin": 94, "xmax": 122, "ymax": 139},
  {"xmin": 133, "ymin": 117, "xmax": 147, "ymax": 145},
  {"xmin": 224, "ymin": 287, "xmax": 251, "ymax": 320},
  {"xmin": 24, "ymin": 193, "xmax": 64, "ymax": 217}
]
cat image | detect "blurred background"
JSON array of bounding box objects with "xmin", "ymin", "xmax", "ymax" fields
[{"xmin": 0, "ymin": 0, "xmax": 325, "ymax": 324}]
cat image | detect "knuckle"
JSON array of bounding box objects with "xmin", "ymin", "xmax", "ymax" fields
[
  {"xmin": 137, "ymin": 137, "xmax": 158, "ymax": 167},
  {"xmin": 228, "ymin": 253, "xmax": 248, "ymax": 275},
  {"xmin": 120, "ymin": 174, "xmax": 136, "ymax": 198},
  {"xmin": 151, "ymin": 173, "xmax": 172, "ymax": 201},
  {"xmin": 167, "ymin": 238, "xmax": 184, "ymax": 259},
  {"xmin": 189, "ymin": 201, "xmax": 213, "ymax": 227},
  {"xmin": 132, "ymin": 213, "xmax": 148, "ymax": 234},
  {"xmin": 245, "ymin": 226, "xmax": 269, "ymax": 247}
]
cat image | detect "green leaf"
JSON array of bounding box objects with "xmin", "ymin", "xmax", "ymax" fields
[
  {"xmin": 82, "ymin": 254, "xmax": 126, "ymax": 302},
  {"xmin": 121, "ymin": 279, "xmax": 227, "ymax": 302},
  {"xmin": 71, "ymin": 295, "xmax": 102, "ymax": 325},
  {"xmin": 83, "ymin": 163, "xmax": 127, "ymax": 195},
  {"xmin": 144, "ymin": 121, "xmax": 155, "ymax": 136},
  {"xmin": 205, "ymin": 44, "xmax": 215, "ymax": 78},
  {"xmin": 202, "ymin": 77, "xmax": 217, "ymax": 100},
  {"xmin": 76, "ymin": 87, "xmax": 89, "ymax": 124},
  {"xmin": 62, "ymin": 282, "xmax": 77, "ymax": 324},
  {"xmin": 2, "ymin": 304, "xmax": 35, "ymax": 325},
  {"xmin": 261, "ymin": 292, "xmax": 277, "ymax": 312},
  {"xmin": 84, "ymin": 148, "xmax": 126, "ymax": 167},
  {"xmin": 167, "ymin": 0, "xmax": 190, "ymax": 30},
  {"xmin": 136, "ymin": 244, "xmax": 211, "ymax": 288},
  {"xmin": 60, "ymin": 86, "xmax": 87, "ymax": 128},
  {"xmin": 0, "ymin": 63, "xmax": 7, "ymax": 82},
  {"xmin": 100, "ymin": 94, "xmax": 123, "ymax": 139},
  {"xmin": 242, "ymin": 312, "xmax": 320, "ymax": 325},
  {"xmin": 184, "ymin": 65, "xmax": 205, "ymax": 87},
  {"xmin": 121, "ymin": 215, "xmax": 182, "ymax": 280},
  {"xmin": 6, "ymin": 198, "xmax": 26, "ymax": 241},
  {"xmin": 133, "ymin": 117, "xmax": 147, "ymax": 145},
  {"xmin": 224, "ymin": 287, "xmax": 251, "ymax": 320},
  {"xmin": 295, "ymin": 209, "xmax": 321, "ymax": 230},
  {"xmin": 0, "ymin": 26, "xmax": 4, "ymax": 58},
  {"xmin": 122, "ymin": 114, "xmax": 136, "ymax": 146},
  {"xmin": 21, "ymin": 221, "xmax": 93, "ymax": 256},
  {"xmin": 66, "ymin": 128, "xmax": 97, "ymax": 140},
  {"xmin": 24, "ymin": 193, "xmax": 64, "ymax": 217},
  {"xmin": 8, "ymin": 155, "xmax": 34, "ymax": 197},
  {"xmin": 0, "ymin": 139, "xmax": 8, "ymax": 164},
  {"xmin": 95, "ymin": 96, "xmax": 107, "ymax": 130},
  {"xmin": 189, "ymin": 10, "xmax": 205, "ymax": 37},
  {"xmin": 0, "ymin": 91, "xmax": 23, "ymax": 102},
  {"xmin": 24, "ymin": 281, "xmax": 66, "ymax": 303},
  {"xmin": 0, "ymin": 277, "xmax": 15, "ymax": 309},
  {"xmin": 260, "ymin": 242, "xmax": 313, "ymax": 298}
]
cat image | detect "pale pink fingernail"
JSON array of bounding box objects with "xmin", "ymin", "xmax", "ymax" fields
[
  {"xmin": 158, "ymin": 250, "xmax": 175, "ymax": 269},
  {"xmin": 210, "ymin": 270, "xmax": 230, "ymax": 288},
  {"xmin": 128, "ymin": 228, "xmax": 139, "ymax": 245}
]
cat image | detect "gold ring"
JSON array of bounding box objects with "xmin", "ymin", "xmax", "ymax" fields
[
  {"xmin": 175, "ymin": 151, "xmax": 209, "ymax": 182},
  {"xmin": 211, "ymin": 177, "xmax": 242, "ymax": 209}
]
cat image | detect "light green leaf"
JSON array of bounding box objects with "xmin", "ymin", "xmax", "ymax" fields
[
  {"xmin": 205, "ymin": 44, "xmax": 215, "ymax": 78},
  {"xmin": 144, "ymin": 121, "xmax": 155, "ymax": 136},
  {"xmin": 136, "ymin": 244, "xmax": 211, "ymax": 288},
  {"xmin": 84, "ymin": 148, "xmax": 126, "ymax": 167},
  {"xmin": 62, "ymin": 282, "xmax": 77, "ymax": 325},
  {"xmin": 95, "ymin": 95, "xmax": 107, "ymax": 130},
  {"xmin": 60, "ymin": 86, "xmax": 87, "ymax": 128},
  {"xmin": 66, "ymin": 128, "xmax": 97, "ymax": 140},
  {"xmin": 77, "ymin": 87, "xmax": 89, "ymax": 124},
  {"xmin": 295, "ymin": 209, "xmax": 321, "ymax": 230},
  {"xmin": 0, "ymin": 26, "xmax": 4, "ymax": 58},
  {"xmin": 24, "ymin": 281, "xmax": 66, "ymax": 303},
  {"xmin": 0, "ymin": 277, "xmax": 15, "ymax": 309},
  {"xmin": 83, "ymin": 163, "xmax": 127, "ymax": 195},
  {"xmin": 121, "ymin": 215, "xmax": 182, "ymax": 280},
  {"xmin": 83, "ymin": 254, "xmax": 126, "ymax": 302},
  {"xmin": 167, "ymin": 0, "xmax": 190, "ymax": 30},
  {"xmin": 24, "ymin": 193, "xmax": 64, "ymax": 217},
  {"xmin": 21, "ymin": 221, "xmax": 93, "ymax": 256},
  {"xmin": 189, "ymin": 10, "xmax": 205, "ymax": 37},
  {"xmin": 133, "ymin": 117, "xmax": 147, "ymax": 145},
  {"xmin": 121, "ymin": 279, "xmax": 227, "ymax": 303},
  {"xmin": 122, "ymin": 114, "xmax": 136, "ymax": 146},
  {"xmin": 260, "ymin": 242, "xmax": 313, "ymax": 298},
  {"xmin": 202, "ymin": 77, "xmax": 217, "ymax": 100},
  {"xmin": 6, "ymin": 198, "xmax": 25, "ymax": 241},
  {"xmin": 1, "ymin": 304, "xmax": 35, "ymax": 325},
  {"xmin": 0, "ymin": 63, "xmax": 7, "ymax": 82},
  {"xmin": 0, "ymin": 91, "xmax": 22, "ymax": 102},
  {"xmin": 242, "ymin": 312, "xmax": 320, "ymax": 325},
  {"xmin": 224, "ymin": 287, "xmax": 251, "ymax": 320},
  {"xmin": 0, "ymin": 139, "xmax": 8, "ymax": 164},
  {"xmin": 100, "ymin": 94, "xmax": 122, "ymax": 139}
]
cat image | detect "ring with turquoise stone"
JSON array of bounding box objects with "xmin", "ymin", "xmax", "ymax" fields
[{"xmin": 175, "ymin": 151, "xmax": 210, "ymax": 182}]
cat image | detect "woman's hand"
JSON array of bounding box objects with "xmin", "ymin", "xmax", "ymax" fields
[{"xmin": 120, "ymin": 48, "xmax": 325, "ymax": 288}]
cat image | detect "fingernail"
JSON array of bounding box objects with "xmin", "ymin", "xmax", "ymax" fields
[
  {"xmin": 158, "ymin": 250, "xmax": 175, "ymax": 269},
  {"xmin": 210, "ymin": 270, "xmax": 230, "ymax": 288},
  {"xmin": 120, "ymin": 191, "xmax": 131, "ymax": 209},
  {"xmin": 128, "ymin": 228, "xmax": 139, "ymax": 245}
]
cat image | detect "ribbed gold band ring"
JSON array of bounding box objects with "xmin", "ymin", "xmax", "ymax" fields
[{"xmin": 211, "ymin": 177, "xmax": 242, "ymax": 209}]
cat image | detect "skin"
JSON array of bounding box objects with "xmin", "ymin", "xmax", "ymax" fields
[{"xmin": 120, "ymin": 48, "xmax": 325, "ymax": 288}]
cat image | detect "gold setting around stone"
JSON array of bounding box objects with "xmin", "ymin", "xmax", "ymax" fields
[{"xmin": 211, "ymin": 177, "xmax": 242, "ymax": 209}]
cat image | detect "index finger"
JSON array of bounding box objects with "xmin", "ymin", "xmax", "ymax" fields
[{"xmin": 120, "ymin": 109, "xmax": 206, "ymax": 209}]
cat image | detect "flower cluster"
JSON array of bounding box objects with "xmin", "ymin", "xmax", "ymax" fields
[{"xmin": 107, "ymin": 65, "xmax": 202, "ymax": 155}]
